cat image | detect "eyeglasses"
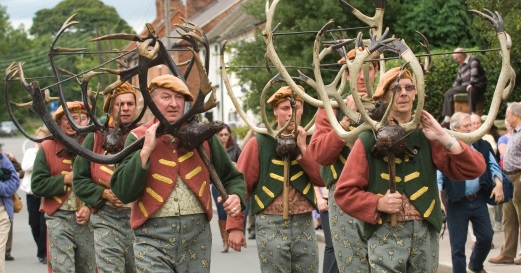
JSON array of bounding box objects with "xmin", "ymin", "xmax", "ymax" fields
[
  {"xmin": 218, "ymin": 133, "xmax": 230, "ymax": 137},
  {"xmin": 389, "ymin": 84, "xmax": 416, "ymax": 92}
]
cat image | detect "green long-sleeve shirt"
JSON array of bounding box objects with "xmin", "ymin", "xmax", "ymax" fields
[
  {"xmin": 73, "ymin": 132, "xmax": 107, "ymax": 208},
  {"xmin": 32, "ymin": 142, "xmax": 69, "ymax": 197}
]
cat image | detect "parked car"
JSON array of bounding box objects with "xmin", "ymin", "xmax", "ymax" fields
[{"xmin": 0, "ymin": 121, "xmax": 19, "ymax": 137}]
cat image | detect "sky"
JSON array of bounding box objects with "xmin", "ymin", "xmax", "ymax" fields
[{"xmin": 3, "ymin": 0, "xmax": 157, "ymax": 33}]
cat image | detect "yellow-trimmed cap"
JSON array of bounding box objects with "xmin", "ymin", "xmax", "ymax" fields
[
  {"xmin": 372, "ymin": 67, "xmax": 413, "ymax": 100},
  {"xmin": 103, "ymin": 82, "xmax": 137, "ymax": 113},
  {"xmin": 267, "ymin": 85, "xmax": 305, "ymax": 107},
  {"xmin": 148, "ymin": 75, "xmax": 193, "ymax": 102},
  {"xmin": 52, "ymin": 101, "xmax": 87, "ymax": 122}
]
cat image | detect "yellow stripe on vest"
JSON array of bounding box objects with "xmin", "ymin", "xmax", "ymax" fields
[
  {"xmin": 254, "ymin": 195, "xmax": 265, "ymax": 209},
  {"xmin": 338, "ymin": 154, "xmax": 346, "ymax": 164},
  {"xmin": 378, "ymin": 218, "xmax": 382, "ymax": 224},
  {"xmin": 146, "ymin": 187, "xmax": 163, "ymax": 203},
  {"xmin": 61, "ymin": 171, "xmax": 69, "ymax": 175},
  {"xmin": 63, "ymin": 159, "xmax": 72, "ymax": 165},
  {"xmin": 159, "ymin": 159, "xmax": 177, "ymax": 167},
  {"xmin": 404, "ymin": 172, "xmax": 420, "ymax": 182},
  {"xmin": 100, "ymin": 166, "xmax": 114, "ymax": 175},
  {"xmin": 290, "ymin": 171, "xmax": 303, "ymax": 181},
  {"xmin": 178, "ymin": 151, "xmax": 194, "ymax": 162},
  {"xmin": 98, "ymin": 179, "xmax": 109, "ymax": 188},
  {"xmin": 152, "ymin": 173, "xmax": 173, "ymax": 184},
  {"xmin": 262, "ymin": 186, "xmax": 275, "ymax": 198},
  {"xmin": 138, "ymin": 202, "xmax": 148, "ymax": 217},
  {"xmin": 380, "ymin": 173, "xmax": 402, "ymax": 182},
  {"xmin": 52, "ymin": 196, "xmax": 62, "ymax": 204},
  {"xmin": 269, "ymin": 173, "xmax": 284, "ymax": 182},
  {"xmin": 271, "ymin": 159, "xmax": 298, "ymax": 165},
  {"xmin": 199, "ymin": 181, "xmax": 207, "ymax": 196},
  {"xmin": 207, "ymin": 196, "xmax": 211, "ymax": 209},
  {"xmin": 424, "ymin": 199, "xmax": 436, "ymax": 218},
  {"xmin": 186, "ymin": 166, "xmax": 202, "ymax": 180},
  {"xmin": 410, "ymin": 186, "xmax": 428, "ymax": 200},
  {"xmin": 303, "ymin": 182, "xmax": 311, "ymax": 194},
  {"xmin": 383, "ymin": 156, "xmax": 402, "ymax": 164},
  {"xmin": 330, "ymin": 165, "xmax": 337, "ymax": 179}
]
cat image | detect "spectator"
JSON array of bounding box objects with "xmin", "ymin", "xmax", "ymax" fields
[
  {"xmin": 438, "ymin": 112, "xmax": 502, "ymax": 273},
  {"xmin": 0, "ymin": 149, "xmax": 21, "ymax": 273},
  {"xmin": 440, "ymin": 48, "xmax": 487, "ymax": 127},
  {"xmin": 488, "ymin": 102, "xmax": 521, "ymax": 265},
  {"xmin": 0, "ymin": 144, "xmax": 23, "ymax": 263},
  {"xmin": 20, "ymin": 126, "xmax": 51, "ymax": 264}
]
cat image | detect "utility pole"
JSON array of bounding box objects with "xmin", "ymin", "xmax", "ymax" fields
[{"xmin": 165, "ymin": 0, "xmax": 171, "ymax": 54}]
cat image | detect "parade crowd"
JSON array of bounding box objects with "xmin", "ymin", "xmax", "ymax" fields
[{"xmin": 0, "ymin": 47, "xmax": 520, "ymax": 273}]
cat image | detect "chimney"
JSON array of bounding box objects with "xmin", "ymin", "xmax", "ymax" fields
[{"xmin": 186, "ymin": 0, "xmax": 216, "ymax": 18}]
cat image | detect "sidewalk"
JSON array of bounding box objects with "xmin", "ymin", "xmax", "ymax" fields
[{"xmin": 315, "ymin": 224, "xmax": 520, "ymax": 273}]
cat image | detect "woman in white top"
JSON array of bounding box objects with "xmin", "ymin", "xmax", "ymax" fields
[{"xmin": 20, "ymin": 126, "xmax": 50, "ymax": 264}]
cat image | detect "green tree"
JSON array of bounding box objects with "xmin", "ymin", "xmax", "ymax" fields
[
  {"xmin": 1, "ymin": 1, "xmax": 136, "ymax": 130},
  {"xmin": 230, "ymin": 0, "xmax": 516, "ymax": 124},
  {"xmin": 0, "ymin": 5, "xmax": 37, "ymax": 125}
]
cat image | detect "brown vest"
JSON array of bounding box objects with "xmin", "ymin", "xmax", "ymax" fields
[
  {"xmin": 129, "ymin": 120, "xmax": 212, "ymax": 229},
  {"xmin": 39, "ymin": 139, "xmax": 74, "ymax": 215}
]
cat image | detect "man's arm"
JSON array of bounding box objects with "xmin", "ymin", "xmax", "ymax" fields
[
  {"xmin": 309, "ymin": 109, "xmax": 350, "ymax": 166},
  {"xmin": 73, "ymin": 133, "xmax": 106, "ymax": 207},
  {"xmin": 0, "ymin": 155, "xmax": 20, "ymax": 197},
  {"xmin": 110, "ymin": 133, "xmax": 149, "ymax": 204},
  {"xmin": 31, "ymin": 148, "xmax": 68, "ymax": 197}
]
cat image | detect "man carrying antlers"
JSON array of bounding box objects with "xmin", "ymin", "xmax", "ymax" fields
[
  {"xmin": 334, "ymin": 67, "xmax": 487, "ymax": 272},
  {"xmin": 110, "ymin": 75, "xmax": 245, "ymax": 273},
  {"xmin": 227, "ymin": 85, "xmax": 324, "ymax": 273}
]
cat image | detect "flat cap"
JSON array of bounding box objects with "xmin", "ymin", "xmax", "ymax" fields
[
  {"xmin": 52, "ymin": 101, "xmax": 87, "ymax": 122},
  {"xmin": 267, "ymin": 85, "xmax": 305, "ymax": 107},
  {"xmin": 148, "ymin": 75, "xmax": 193, "ymax": 102},
  {"xmin": 103, "ymin": 82, "xmax": 137, "ymax": 113},
  {"xmin": 372, "ymin": 67, "xmax": 413, "ymax": 100}
]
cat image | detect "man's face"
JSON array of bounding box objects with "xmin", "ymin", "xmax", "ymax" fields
[
  {"xmin": 470, "ymin": 114, "xmax": 482, "ymax": 132},
  {"xmin": 452, "ymin": 53, "xmax": 464, "ymax": 64},
  {"xmin": 274, "ymin": 100, "xmax": 303, "ymax": 134},
  {"xmin": 454, "ymin": 117, "xmax": 472, "ymax": 133},
  {"xmin": 111, "ymin": 93, "xmax": 136, "ymax": 125},
  {"xmin": 59, "ymin": 113, "xmax": 88, "ymax": 136},
  {"xmin": 387, "ymin": 78, "xmax": 416, "ymax": 116},
  {"xmin": 152, "ymin": 87, "xmax": 186, "ymax": 123},
  {"xmin": 349, "ymin": 64, "xmax": 378, "ymax": 96},
  {"xmin": 506, "ymin": 109, "xmax": 520, "ymax": 128}
]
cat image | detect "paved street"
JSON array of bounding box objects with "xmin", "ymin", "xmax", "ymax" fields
[{"xmin": 2, "ymin": 136, "xmax": 520, "ymax": 272}]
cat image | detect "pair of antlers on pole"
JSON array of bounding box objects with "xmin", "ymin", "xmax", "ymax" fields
[
  {"xmin": 4, "ymin": 14, "xmax": 222, "ymax": 165},
  {"xmin": 221, "ymin": 0, "xmax": 515, "ymax": 145}
]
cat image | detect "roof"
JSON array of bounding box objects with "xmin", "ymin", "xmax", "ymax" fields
[{"xmin": 205, "ymin": 1, "xmax": 260, "ymax": 43}]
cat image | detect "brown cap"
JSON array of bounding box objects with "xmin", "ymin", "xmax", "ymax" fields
[
  {"xmin": 267, "ymin": 85, "xmax": 305, "ymax": 107},
  {"xmin": 103, "ymin": 82, "xmax": 137, "ymax": 113},
  {"xmin": 372, "ymin": 67, "xmax": 413, "ymax": 100},
  {"xmin": 337, "ymin": 48, "xmax": 357, "ymax": 64},
  {"xmin": 148, "ymin": 75, "xmax": 193, "ymax": 102},
  {"xmin": 52, "ymin": 101, "xmax": 87, "ymax": 122}
]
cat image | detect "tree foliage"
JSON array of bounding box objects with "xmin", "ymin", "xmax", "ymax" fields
[
  {"xmin": 230, "ymin": 0, "xmax": 518, "ymax": 123},
  {"xmin": 1, "ymin": 1, "xmax": 136, "ymax": 129}
]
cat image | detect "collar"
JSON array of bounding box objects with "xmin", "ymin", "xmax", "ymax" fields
[{"xmin": 463, "ymin": 55, "xmax": 471, "ymax": 64}]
